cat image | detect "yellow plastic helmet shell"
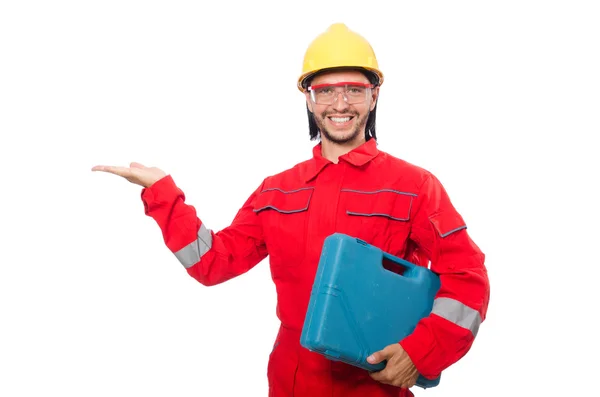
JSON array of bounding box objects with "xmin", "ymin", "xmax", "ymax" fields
[{"xmin": 297, "ymin": 23, "xmax": 384, "ymax": 92}]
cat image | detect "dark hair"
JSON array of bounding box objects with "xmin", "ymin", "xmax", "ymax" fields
[{"xmin": 304, "ymin": 68, "xmax": 380, "ymax": 141}]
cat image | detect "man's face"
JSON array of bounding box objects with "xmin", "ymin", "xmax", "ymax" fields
[{"xmin": 305, "ymin": 70, "xmax": 379, "ymax": 145}]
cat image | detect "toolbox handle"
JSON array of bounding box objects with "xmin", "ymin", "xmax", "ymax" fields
[{"xmin": 381, "ymin": 251, "xmax": 418, "ymax": 278}]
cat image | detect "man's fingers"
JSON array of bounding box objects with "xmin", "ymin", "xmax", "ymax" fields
[
  {"xmin": 369, "ymin": 368, "xmax": 392, "ymax": 384},
  {"xmin": 367, "ymin": 349, "xmax": 387, "ymax": 382},
  {"xmin": 369, "ymin": 369, "xmax": 384, "ymax": 381},
  {"xmin": 367, "ymin": 344, "xmax": 394, "ymax": 365},
  {"xmin": 130, "ymin": 162, "xmax": 146, "ymax": 169},
  {"xmin": 367, "ymin": 352, "xmax": 383, "ymax": 364},
  {"xmin": 91, "ymin": 165, "xmax": 133, "ymax": 178}
]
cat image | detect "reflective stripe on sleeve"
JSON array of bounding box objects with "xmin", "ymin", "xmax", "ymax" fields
[
  {"xmin": 173, "ymin": 223, "xmax": 212, "ymax": 269},
  {"xmin": 431, "ymin": 297, "xmax": 482, "ymax": 336}
]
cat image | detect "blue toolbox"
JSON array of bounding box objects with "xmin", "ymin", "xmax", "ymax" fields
[{"xmin": 300, "ymin": 233, "xmax": 442, "ymax": 389}]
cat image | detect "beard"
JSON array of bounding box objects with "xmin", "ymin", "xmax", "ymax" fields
[{"xmin": 314, "ymin": 110, "xmax": 369, "ymax": 144}]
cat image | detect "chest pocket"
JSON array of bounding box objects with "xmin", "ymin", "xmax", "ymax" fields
[
  {"xmin": 339, "ymin": 188, "xmax": 416, "ymax": 253},
  {"xmin": 253, "ymin": 187, "xmax": 314, "ymax": 266}
]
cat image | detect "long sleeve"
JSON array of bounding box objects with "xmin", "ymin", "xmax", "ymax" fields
[
  {"xmin": 140, "ymin": 175, "xmax": 268, "ymax": 286},
  {"xmin": 399, "ymin": 173, "xmax": 490, "ymax": 379}
]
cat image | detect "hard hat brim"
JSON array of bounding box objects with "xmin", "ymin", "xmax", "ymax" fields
[{"xmin": 297, "ymin": 66, "xmax": 384, "ymax": 92}]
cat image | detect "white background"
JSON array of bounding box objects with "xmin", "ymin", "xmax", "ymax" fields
[{"xmin": 1, "ymin": 1, "xmax": 599, "ymax": 396}]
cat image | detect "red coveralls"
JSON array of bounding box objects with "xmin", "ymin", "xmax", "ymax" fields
[{"xmin": 141, "ymin": 139, "xmax": 490, "ymax": 396}]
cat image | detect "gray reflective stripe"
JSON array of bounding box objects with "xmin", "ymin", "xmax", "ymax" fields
[
  {"xmin": 261, "ymin": 187, "xmax": 314, "ymax": 194},
  {"xmin": 346, "ymin": 211, "xmax": 409, "ymax": 221},
  {"xmin": 431, "ymin": 297, "xmax": 482, "ymax": 336},
  {"xmin": 439, "ymin": 225, "xmax": 467, "ymax": 238},
  {"xmin": 173, "ymin": 223, "xmax": 212, "ymax": 269},
  {"xmin": 341, "ymin": 188, "xmax": 417, "ymax": 197}
]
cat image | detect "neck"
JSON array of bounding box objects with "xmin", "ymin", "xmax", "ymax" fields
[{"xmin": 321, "ymin": 135, "xmax": 366, "ymax": 163}]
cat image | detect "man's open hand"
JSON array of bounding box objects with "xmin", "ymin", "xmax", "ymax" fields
[
  {"xmin": 367, "ymin": 343, "xmax": 419, "ymax": 389},
  {"xmin": 91, "ymin": 162, "xmax": 166, "ymax": 188}
]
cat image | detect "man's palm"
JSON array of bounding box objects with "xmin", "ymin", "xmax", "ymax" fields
[{"xmin": 91, "ymin": 162, "xmax": 166, "ymax": 188}]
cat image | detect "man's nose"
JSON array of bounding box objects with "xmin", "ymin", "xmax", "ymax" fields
[{"xmin": 332, "ymin": 92, "xmax": 350, "ymax": 111}]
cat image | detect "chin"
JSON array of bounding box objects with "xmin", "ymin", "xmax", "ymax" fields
[{"xmin": 323, "ymin": 129, "xmax": 361, "ymax": 144}]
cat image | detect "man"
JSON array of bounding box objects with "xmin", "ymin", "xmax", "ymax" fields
[{"xmin": 92, "ymin": 23, "xmax": 490, "ymax": 397}]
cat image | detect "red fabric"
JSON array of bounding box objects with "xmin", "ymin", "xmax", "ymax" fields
[{"xmin": 141, "ymin": 139, "xmax": 490, "ymax": 396}]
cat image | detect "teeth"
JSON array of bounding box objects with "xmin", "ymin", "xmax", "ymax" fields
[{"xmin": 330, "ymin": 117, "xmax": 350, "ymax": 123}]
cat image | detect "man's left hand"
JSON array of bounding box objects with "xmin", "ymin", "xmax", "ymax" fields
[{"xmin": 367, "ymin": 343, "xmax": 419, "ymax": 388}]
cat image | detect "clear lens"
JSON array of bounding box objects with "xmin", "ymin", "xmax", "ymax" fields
[{"xmin": 309, "ymin": 84, "xmax": 372, "ymax": 105}]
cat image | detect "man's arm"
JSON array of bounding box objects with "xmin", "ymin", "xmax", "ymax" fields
[
  {"xmin": 141, "ymin": 174, "xmax": 268, "ymax": 286},
  {"xmin": 399, "ymin": 172, "xmax": 490, "ymax": 379}
]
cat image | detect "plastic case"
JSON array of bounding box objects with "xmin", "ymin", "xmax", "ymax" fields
[{"xmin": 300, "ymin": 233, "xmax": 442, "ymax": 389}]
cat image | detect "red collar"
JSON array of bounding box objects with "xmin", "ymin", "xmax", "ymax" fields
[{"xmin": 301, "ymin": 138, "xmax": 380, "ymax": 182}]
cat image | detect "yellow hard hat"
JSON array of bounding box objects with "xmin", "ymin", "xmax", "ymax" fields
[{"xmin": 297, "ymin": 23, "xmax": 384, "ymax": 92}]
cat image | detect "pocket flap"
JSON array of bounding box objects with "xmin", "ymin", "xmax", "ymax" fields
[
  {"xmin": 253, "ymin": 187, "xmax": 314, "ymax": 214},
  {"xmin": 342, "ymin": 189, "xmax": 415, "ymax": 221},
  {"xmin": 429, "ymin": 211, "xmax": 467, "ymax": 237}
]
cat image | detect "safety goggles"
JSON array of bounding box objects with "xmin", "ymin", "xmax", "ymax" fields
[{"xmin": 307, "ymin": 82, "xmax": 375, "ymax": 105}]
